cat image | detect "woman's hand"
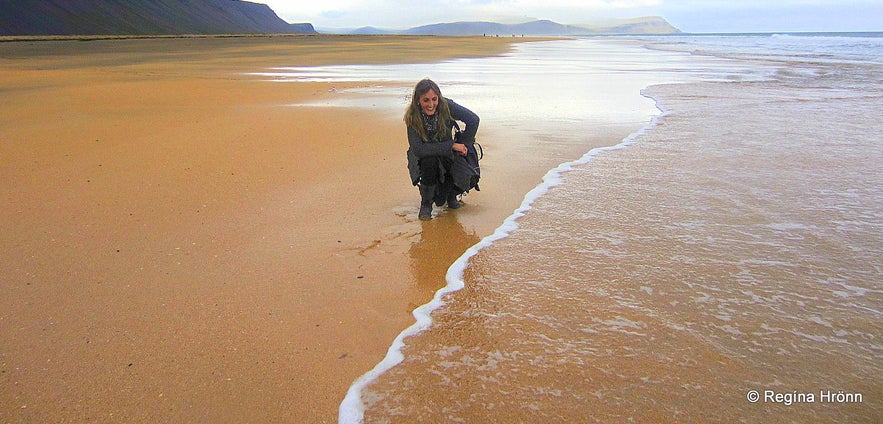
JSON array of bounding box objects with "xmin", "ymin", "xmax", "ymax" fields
[{"xmin": 453, "ymin": 143, "xmax": 468, "ymax": 156}]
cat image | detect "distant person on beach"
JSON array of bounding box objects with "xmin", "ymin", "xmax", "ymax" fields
[{"xmin": 405, "ymin": 79, "xmax": 480, "ymax": 221}]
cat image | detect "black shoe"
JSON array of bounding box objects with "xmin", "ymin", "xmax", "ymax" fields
[
  {"xmin": 418, "ymin": 184, "xmax": 436, "ymax": 220},
  {"xmin": 418, "ymin": 203, "xmax": 432, "ymax": 220},
  {"xmin": 447, "ymin": 194, "xmax": 461, "ymax": 209}
]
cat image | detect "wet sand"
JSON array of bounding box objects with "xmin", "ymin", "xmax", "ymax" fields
[
  {"xmin": 0, "ymin": 35, "xmax": 535, "ymax": 423},
  {"xmin": 358, "ymin": 50, "xmax": 883, "ymax": 422}
]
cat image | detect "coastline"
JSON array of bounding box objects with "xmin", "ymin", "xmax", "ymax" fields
[
  {"xmin": 0, "ymin": 35, "xmax": 635, "ymax": 422},
  {"xmin": 0, "ymin": 35, "xmax": 520, "ymax": 423},
  {"xmin": 341, "ymin": 99, "xmax": 663, "ymax": 422},
  {"xmin": 348, "ymin": 34, "xmax": 883, "ymax": 423}
]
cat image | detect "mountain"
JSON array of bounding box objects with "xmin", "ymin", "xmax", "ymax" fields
[
  {"xmin": 598, "ymin": 16, "xmax": 681, "ymax": 34},
  {"xmin": 404, "ymin": 20, "xmax": 582, "ymax": 36},
  {"xmin": 0, "ymin": 0, "xmax": 317, "ymax": 36},
  {"xmin": 350, "ymin": 26, "xmax": 389, "ymax": 35},
  {"xmin": 399, "ymin": 17, "xmax": 679, "ymax": 36}
]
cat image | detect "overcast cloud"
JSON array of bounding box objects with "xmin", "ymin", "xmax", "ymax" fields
[{"xmin": 254, "ymin": 0, "xmax": 882, "ymax": 33}]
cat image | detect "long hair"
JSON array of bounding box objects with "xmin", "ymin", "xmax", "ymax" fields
[{"xmin": 404, "ymin": 78, "xmax": 453, "ymax": 142}]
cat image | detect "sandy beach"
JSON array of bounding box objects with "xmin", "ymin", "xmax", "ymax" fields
[
  {"xmin": 0, "ymin": 35, "xmax": 518, "ymax": 423},
  {"xmin": 0, "ymin": 35, "xmax": 642, "ymax": 423},
  {"xmin": 8, "ymin": 33, "xmax": 878, "ymax": 423}
]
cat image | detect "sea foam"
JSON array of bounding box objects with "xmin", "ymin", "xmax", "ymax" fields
[{"xmin": 338, "ymin": 94, "xmax": 667, "ymax": 424}]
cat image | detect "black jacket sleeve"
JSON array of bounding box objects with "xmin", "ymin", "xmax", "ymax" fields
[
  {"xmin": 407, "ymin": 126, "xmax": 454, "ymax": 159},
  {"xmin": 448, "ymin": 99, "xmax": 480, "ymax": 145}
]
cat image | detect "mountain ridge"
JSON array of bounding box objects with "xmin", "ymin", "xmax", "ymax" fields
[
  {"xmin": 1, "ymin": 2, "xmax": 677, "ymax": 37},
  {"xmin": 0, "ymin": 0, "xmax": 316, "ymax": 36},
  {"xmin": 346, "ymin": 16, "xmax": 680, "ymax": 36}
]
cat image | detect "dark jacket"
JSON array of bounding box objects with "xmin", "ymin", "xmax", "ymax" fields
[{"xmin": 406, "ymin": 99, "xmax": 480, "ymax": 191}]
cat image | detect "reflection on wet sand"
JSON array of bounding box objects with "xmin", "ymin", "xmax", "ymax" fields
[{"xmin": 409, "ymin": 213, "xmax": 481, "ymax": 303}]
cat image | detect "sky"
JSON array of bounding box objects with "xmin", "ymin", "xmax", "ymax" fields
[{"xmin": 253, "ymin": 0, "xmax": 883, "ymax": 33}]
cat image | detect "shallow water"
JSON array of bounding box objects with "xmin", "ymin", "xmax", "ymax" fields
[
  {"xmin": 277, "ymin": 35, "xmax": 883, "ymax": 422},
  {"xmin": 251, "ymin": 38, "xmax": 762, "ymax": 142},
  {"xmin": 354, "ymin": 36, "xmax": 882, "ymax": 423}
]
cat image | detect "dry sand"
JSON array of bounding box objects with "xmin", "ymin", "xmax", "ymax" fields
[
  {"xmin": 0, "ymin": 35, "xmax": 525, "ymax": 423},
  {"xmin": 0, "ymin": 33, "xmax": 630, "ymax": 423}
]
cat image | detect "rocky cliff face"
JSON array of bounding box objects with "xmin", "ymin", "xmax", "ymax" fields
[{"xmin": 0, "ymin": 0, "xmax": 316, "ymax": 36}]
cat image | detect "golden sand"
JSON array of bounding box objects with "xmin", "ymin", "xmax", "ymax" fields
[
  {"xmin": 0, "ymin": 35, "xmax": 523, "ymax": 423},
  {"xmin": 1, "ymin": 34, "xmax": 637, "ymax": 423}
]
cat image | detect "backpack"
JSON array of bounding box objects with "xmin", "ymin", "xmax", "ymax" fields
[{"xmin": 452, "ymin": 121, "xmax": 482, "ymax": 192}]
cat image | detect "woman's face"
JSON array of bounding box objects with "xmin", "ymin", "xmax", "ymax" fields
[{"xmin": 418, "ymin": 89, "xmax": 439, "ymax": 116}]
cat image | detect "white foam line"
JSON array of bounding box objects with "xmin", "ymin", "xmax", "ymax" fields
[{"xmin": 339, "ymin": 92, "xmax": 666, "ymax": 424}]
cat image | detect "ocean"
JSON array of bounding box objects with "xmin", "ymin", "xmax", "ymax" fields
[{"xmin": 264, "ymin": 34, "xmax": 882, "ymax": 423}]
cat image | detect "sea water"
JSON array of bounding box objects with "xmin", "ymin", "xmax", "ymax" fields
[{"xmin": 264, "ymin": 34, "xmax": 883, "ymax": 422}]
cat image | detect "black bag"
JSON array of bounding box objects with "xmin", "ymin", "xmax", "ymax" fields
[{"xmin": 452, "ymin": 122, "xmax": 482, "ymax": 192}]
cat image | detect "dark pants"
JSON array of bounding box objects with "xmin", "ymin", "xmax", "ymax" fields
[
  {"xmin": 418, "ymin": 156, "xmax": 452, "ymax": 186},
  {"xmin": 419, "ymin": 156, "xmax": 459, "ymax": 204}
]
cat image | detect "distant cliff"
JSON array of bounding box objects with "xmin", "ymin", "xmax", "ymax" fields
[
  {"xmin": 599, "ymin": 16, "xmax": 680, "ymax": 35},
  {"xmin": 0, "ymin": 0, "xmax": 317, "ymax": 36},
  {"xmin": 359, "ymin": 17, "xmax": 680, "ymax": 36}
]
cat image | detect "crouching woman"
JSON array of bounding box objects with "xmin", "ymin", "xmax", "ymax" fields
[{"xmin": 405, "ymin": 79, "xmax": 480, "ymax": 221}]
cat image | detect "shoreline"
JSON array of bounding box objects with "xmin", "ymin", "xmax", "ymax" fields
[
  {"xmin": 352, "ymin": 35, "xmax": 883, "ymax": 423},
  {"xmin": 0, "ymin": 35, "xmax": 632, "ymax": 423},
  {"xmin": 341, "ymin": 97, "xmax": 664, "ymax": 421},
  {"xmin": 0, "ymin": 34, "xmax": 531, "ymax": 423}
]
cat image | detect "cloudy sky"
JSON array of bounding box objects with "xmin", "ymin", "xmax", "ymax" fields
[{"xmin": 255, "ymin": 0, "xmax": 882, "ymax": 33}]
